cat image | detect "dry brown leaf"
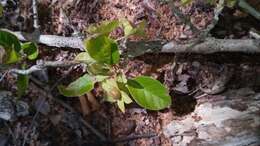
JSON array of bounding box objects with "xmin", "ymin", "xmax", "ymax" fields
[
  {"xmin": 79, "ymin": 95, "xmax": 90, "ymax": 116},
  {"xmin": 86, "ymin": 92, "xmax": 100, "ymax": 112}
]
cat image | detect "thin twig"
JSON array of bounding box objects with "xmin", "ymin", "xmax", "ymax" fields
[{"xmin": 238, "ymin": 0, "xmax": 260, "ymax": 20}]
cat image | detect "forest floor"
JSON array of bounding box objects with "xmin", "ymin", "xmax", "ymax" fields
[{"xmin": 0, "ymin": 0, "xmax": 260, "ymax": 146}]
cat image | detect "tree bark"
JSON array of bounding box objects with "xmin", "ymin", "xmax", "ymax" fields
[{"xmin": 163, "ymin": 88, "xmax": 260, "ymax": 146}]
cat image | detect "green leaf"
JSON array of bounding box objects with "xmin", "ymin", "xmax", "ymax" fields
[
  {"xmin": 121, "ymin": 19, "xmax": 146, "ymax": 37},
  {"xmin": 133, "ymin": 20, "xmax": 146, "ymax": 37},
  {"xmin": 226, "ymin": 0, "xmax": 236, "ymax": 7},
  {"xmin": 181, "ymin": 0, "xmax": 192, "ymax": 5},
  {"xmin": 101, "ymin": 78, "xmax": 121, "ymax": 102},
  {"xmin": 88, "ymin": 63, "xmax": 111, "ymax": 75},
  {"xmin": 121, "ymin": 19, "xmax": 134, "ymax": 37},
  {"xmin": 21, "ymin": 42, "xmax": 38, "ymax": 60},
  {"xmin": 94, "ymin": 75, "xmax": 109, "ymax": 82},
  {"xmin": 85, "ymin": 35, "xmax": 120, "ymax": 65},
  {"xmin": 58, "ymin": 74, "xmax": 95, "ymax": 97},
  {"xmin": 4, "ymin": 47, "xmax": 21, "ymax": 64},
  {"xmin": 117, "ymin": 99, "xmax": 126, "ymax": 113},
  {"xmin": 17, "ymin": 74, "xmax": 29, "ymax": 97},
  {"xmin": 74, "ymin": 52, "xmax": 96, "ymax": 64},
  {"xmin": 0, "ymin": 30, "xmax": 21, "ymax": 52},
  {"xmin": 120, "ymin": 91, "xmax": 132, "ymax": 104},
  {"xmin": 116, "ymin": 74, "xmax": 129, "ymax": 94},
  {"xmin": 0, "ymin": 30, "xmax": 21, "ymax": 64},
  {"xmin": 75, "ymin": 52, "xmax": 110, "ymax": 75},
  {"xmin": 87, "ymin": 20, "xmax": 120, "ymax": 35},
  {"xmin": 127, "ymin": 76, "xmax": 171, "ymax": 110}
]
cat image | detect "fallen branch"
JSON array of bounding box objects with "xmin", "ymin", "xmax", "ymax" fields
[
  {"xmin": 3, "ymin": 29, "xmax": 85, "ymax": 51},
  {"xmin": 126, "ymin": 38, "xmax": 260, "ymax": 55},
  {"xmin": 161, "ymin": 38, "xmax": 260, "ymax": 53},
  {"xmin": 10, "ymin": 60, "xmax": 79, "ymax": 75},
  {"xmin": 3, "ymin": 29, "xmax": 260, "ymax": 56}
]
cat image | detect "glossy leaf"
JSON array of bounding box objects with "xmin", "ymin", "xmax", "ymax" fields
[
  {"xmin": 94, "ymin": 75, "xmax": 109, "ymax": 82},
  {"xmin": 58, "ymin": 74, "xmax": 94, "ymax": 97},
  {"xmin": 87, "ymin": 20, "xmax": 119, "ymax": 35},
  {"xmin": 127, "ymin": 76, "xmax": 171, "ymax": 110},
  {"xmin": 85, "ymin": 35, "xmax": 120, "ymax": 65},
  {"xmin": 0, "ymin": 30, "xmax": 21, "ymax": 52},
  {"xmin": 4, "ymin": 47, "xmax": 21, "ymax": 64},
  {"xmin": 21, "ymin": 42, "xmax": 38, "ymax": 60},
  {"xmin": 74, "ymin": 52, "xmax": 96, "ymax": 64}
]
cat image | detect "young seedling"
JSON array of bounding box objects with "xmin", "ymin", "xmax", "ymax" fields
[
  {"xmin": 0, "ymin": 30, "xmax": 38, "ymax": 97},
  {"xmin": 58, "ymin": 20, "xmax": 172, "ymax": 112}
]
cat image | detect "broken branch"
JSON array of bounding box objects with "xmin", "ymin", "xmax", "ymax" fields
[{"xmin": 10, "ymin": 60, "xmax": 79, "ymax": 75}]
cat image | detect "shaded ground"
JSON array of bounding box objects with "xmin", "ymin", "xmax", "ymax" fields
[{"xmin": 0, "ymin": 0, "xmax": 260, "ymax": 146}]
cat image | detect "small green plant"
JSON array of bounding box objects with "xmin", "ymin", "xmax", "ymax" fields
[
  {"xmin": 0, "ymin": 30, "xmax": 38, "ymax": 96},
  {"xmin": 58, "ymin": 20, "xmax": 172, "ymax": 112}
]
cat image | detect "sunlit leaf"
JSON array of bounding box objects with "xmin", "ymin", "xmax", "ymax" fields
[
  {"xmin": 21, "ymin": 42, "xmax": 38, "ymax": 60},
  {"xmin": 102, "ymin": 78, "xmax": 121, "ymax": 102},
  {"xmin": 4, "ymin": 47, "xmax": 21, "ymax": 64},
  {"xmin": 121, "ymin": 19, "xmax": 134, "ymax": 37},
  {"xmin": 88, "ymin": 63, "xmax": 110, "ymax": 75},
  {"xmin": 121, "ymin": 19, "xmax": 146, "ymax": 37},
  {"xmin": 226, "ymin": 0, "xmax": 236, "ymax": 7},
  {"xmin": 85, "ymin": 35, "xmax": 120, "ymax": 65},
  {"xmin": 94, "ymin": 75, "xmax": 109, "ymax": 82},
  {"xmin": 133, "ymin": 20, "xmax": 146, "ymax": 37},
  {"xmin": 116, "ymin": 74, "xmax": 129, "ymax": 94},
  {"xmin": 127, "ymin": 76, "xmax": 171, "ymax": 110},
  {"xmin": 75, "ymin": 52, "xmax": 96, "ymax": 64},
  {"xmin": 58, "ymin": 74, "xmax": 95, "ymax": 97},
  {"xmin": 120, "ymin": 91, "xmax": 132, "ymax": 104},
  {"xmin": 87, "ymin": 20, "xmax": 120, "ymax": 35},
  {"xmin": 117, "ymin": 99, "xmax": 125, "ymax": 113}
]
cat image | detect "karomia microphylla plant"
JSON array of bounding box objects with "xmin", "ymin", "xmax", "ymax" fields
[
  {"xmin": 0, "ymin": 30, "xmax": 38, "ymax": 97},
  {"xmin": 58, "ymin": 20, "xmax": 172, "ymax": 112}
]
